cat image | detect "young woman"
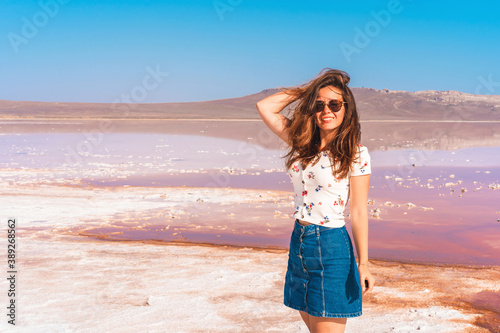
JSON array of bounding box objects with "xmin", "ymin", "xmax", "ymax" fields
[{"xmin": 256, "ymin": 68, "xmax": 374, "ymax": 333}]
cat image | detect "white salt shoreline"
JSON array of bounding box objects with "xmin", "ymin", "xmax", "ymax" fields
[
  {"xmin": 0, "ymin": 231, "xmax": 490, "ymax": 333},
  {"xmin": 1, "ymin": 179, "xmax": 498, "ymax": 332}
]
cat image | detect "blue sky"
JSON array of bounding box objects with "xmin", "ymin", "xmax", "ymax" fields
[{"xmin": 1, "ymin": 0, "xmax": 499, "ymax": 103}]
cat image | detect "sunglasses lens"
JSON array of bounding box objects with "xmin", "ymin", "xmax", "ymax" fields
[
  {"xmin": 315, "ymin": 101, "xmax": 325, "ymax": 112},
  {"xmin": 328, "ymin": 101, "xmax": 344, "ymax": 112},
  {"xmin": 315, "ymin": 100, "xmax": 345, "ymax": 113}
]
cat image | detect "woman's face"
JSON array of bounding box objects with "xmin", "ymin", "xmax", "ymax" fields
[{"xmin": 314, "ymin": 85, "xmax": 346, "ymax": 139}]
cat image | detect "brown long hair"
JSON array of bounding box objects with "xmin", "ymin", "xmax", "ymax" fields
[{"xmin": 281, "ymin": 68, "xmax": 361, "ymax": 180}]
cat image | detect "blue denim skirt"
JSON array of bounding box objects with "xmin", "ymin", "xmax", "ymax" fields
[{"xmin": 283, "ymin": 219, "xmax": 362, "ymax": 318}]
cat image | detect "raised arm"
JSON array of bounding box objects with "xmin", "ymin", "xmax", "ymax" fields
[
  {"xmin": 349, "ymin": 173, "xmax": 375, "ymax": 294},
  {"xmin": 255, "ymin": 90, "xmax": 297, "ymax": 146}
]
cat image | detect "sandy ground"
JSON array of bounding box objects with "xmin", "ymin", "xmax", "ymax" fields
[{"xmin": 0, "ymin": 231, "xmax": 497, "ymax": 333}]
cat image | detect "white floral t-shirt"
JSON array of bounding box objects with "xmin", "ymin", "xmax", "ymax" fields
[{"xmin": 287, "ymin": 145, "xmax": 371, "ymax": 228}]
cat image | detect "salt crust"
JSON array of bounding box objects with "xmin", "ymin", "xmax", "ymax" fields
[{"xmin": 0, "ymin": 233, "xmax": 482, "ymax": 333}]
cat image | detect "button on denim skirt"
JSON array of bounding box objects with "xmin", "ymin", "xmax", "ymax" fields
[{"xmin": 283, "ymin": 219, "xmax": 362, "ymax": 318}]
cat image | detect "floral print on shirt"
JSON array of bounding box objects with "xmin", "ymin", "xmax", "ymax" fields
[
  {"xmin": 305, "ymin": 202, "xmax": 314, "ymax": 216},
  {"xmin": 358, "ymin": 161, "xmax": 368, "ymax": 174},
  {"xmin": 288, "ymin": 145, "xmax": 371, "ymax": 227}
]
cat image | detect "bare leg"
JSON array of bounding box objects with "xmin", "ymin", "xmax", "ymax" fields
[
  {"xmin": 299, "ymin": 310, "xmax": 311, "ymax": 332},
  {"xmin": 309, "ymin": 316, "xmax": 347, "ymax": 333}
]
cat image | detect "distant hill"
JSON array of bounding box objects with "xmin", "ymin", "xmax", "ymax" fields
[{"xmin": 1, "ymin": 88, "xmax": 499, "ymax": 120}]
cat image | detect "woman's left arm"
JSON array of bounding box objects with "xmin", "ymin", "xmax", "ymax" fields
[{"xmin": 349, "ymin": 173, "xmax": 375, "ymax": 294}]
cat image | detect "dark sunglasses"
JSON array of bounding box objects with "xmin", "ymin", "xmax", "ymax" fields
[{"xmin": 315, "ymin": 100, "xmax": 347, "ymax": 113}]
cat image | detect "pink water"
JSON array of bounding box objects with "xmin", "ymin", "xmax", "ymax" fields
[
  {"xmin": 77, "ymin": 165, "xmax": 500, "ymax": 266},
  {"xmin": 2, "ymin": 125, "xmax": 499, "ymax": 266}
]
